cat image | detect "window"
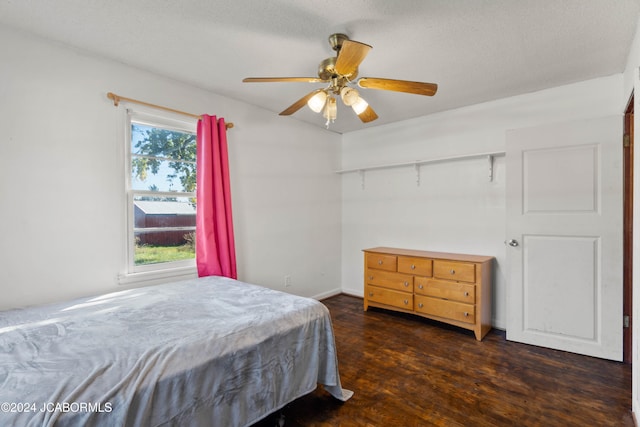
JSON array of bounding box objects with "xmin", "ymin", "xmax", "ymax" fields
[{"xmin": 123, "ymin": 109, "xmax": 198, "ymax": 280}]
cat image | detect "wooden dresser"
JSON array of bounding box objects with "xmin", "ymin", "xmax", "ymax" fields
[{"xmin": 363, "ymin": 247, "xmax": 493, "ymax": 341}]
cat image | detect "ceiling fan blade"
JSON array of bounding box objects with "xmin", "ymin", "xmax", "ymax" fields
[
  {"xmin": 356, "ymin": 105, "xmax": 378, "ymax": 123},
  {"xmin": 279, "ymin": 89, "xmax": 325, "ymax": 116},
  {"xmin": 334, "ymin": 40, "xmax": 372, "ymax": 77},
  {"xmin": 358, "ymin": 77, "xmax": 438, "ymax": 96},
  {"xmin": 243, "ymin": 77, "xmax": 326, "ymax": 83}
]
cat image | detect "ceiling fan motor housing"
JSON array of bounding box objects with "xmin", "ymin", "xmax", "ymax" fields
[
  {"xmin": 328, "ymin": 33, "xmax": 350, "ymax": 51},
  {"xmin": 318, "ymin": 56, "xmax": 358, "ymax": 83}
]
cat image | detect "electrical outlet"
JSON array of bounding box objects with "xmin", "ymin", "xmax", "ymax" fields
[{"xmin": 284, "ymin": 275, "xmax": 292, "ymax": 287}]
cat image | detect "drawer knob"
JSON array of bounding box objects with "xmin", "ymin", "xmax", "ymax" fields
[
  {"xmin": 418, "ymin": 303, "xmax": 423, "ymax": 308},
  {"xmin": 404, "ymin": 281, "xmax": 409, "ymax": 287},
  {"xmin": 369, "ymin": 292, "xmax": 374, "ymax": 297},
  {"xmin": 404, "ymin": 299, "xmax": 409, "ymax": 305},
  {"xmin": 411, "ymin": 264, "xmax": 416, "ymax": 270},
  {"xmin": 378, "ymin": 260, "xmax": 383, "ymax": 265},
  {"xmin": 418, "ymin": 284, "xmax": 423, "ymax": 289},
  {"xmin": 369, "ymin": 276, "xmax": 374, "ymax": 280},
  {"xmin": 464, "ymin": 312, "xmax": 469, "ymax": 317},
  {"xmin": 450, "ymin": 269, "xmax": 456, "ymax": 275},
  {"xmin": 464, "ymin": 291, "xmax": 469, "ymax": 297}
]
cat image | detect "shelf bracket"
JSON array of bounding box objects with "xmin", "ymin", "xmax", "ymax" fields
[{"xmin": 488, "ymin": 155, "xmax": 494, "ymax": 182}]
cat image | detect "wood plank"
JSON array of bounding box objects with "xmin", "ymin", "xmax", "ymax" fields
[{"xmin": 253, "ymin": 294, "xmax": 633, "ymax": 427}]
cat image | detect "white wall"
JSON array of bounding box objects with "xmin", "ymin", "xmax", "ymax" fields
[
  {"xmin": 340, "ymin": 74, "xmax": 623, "ymax": 329},
  {"xmin": 0, "ymin": 25, "xmax": 342, "ymax": 310}
]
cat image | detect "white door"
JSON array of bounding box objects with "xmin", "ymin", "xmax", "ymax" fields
[{"xmin": 505, "ymin": 116, "xmax": 623, "ymax": 361}]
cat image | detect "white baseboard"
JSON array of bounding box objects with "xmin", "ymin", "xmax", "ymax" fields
[
  {"xmin": 340, "ymin": 287, "xmax": 363, "ymax": 298},
  {"xmin": 312, "ymin": 287, "xmax": 365, "ymax": 301},
  {"xmin": 312, "ymin": 288, "xmax": 343, "ymax": 301}
]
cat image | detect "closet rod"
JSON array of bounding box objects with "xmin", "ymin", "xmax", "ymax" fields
[
  {"xmin": 107, "ymin": 92, "xmax": 234, "ymax": 129},
  {"xmin": 334, "ymin": 151, "xmax": 505, "ymax": 174}
]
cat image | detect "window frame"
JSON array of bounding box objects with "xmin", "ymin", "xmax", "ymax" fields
[{"xmin": 119, "ymin": 107, "xmax": 198, "ymax": 284}]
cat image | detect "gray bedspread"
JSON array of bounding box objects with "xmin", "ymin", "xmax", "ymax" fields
[{"xmin": 0, "ymin": 276, "xmax": 351, "ymax": 426}]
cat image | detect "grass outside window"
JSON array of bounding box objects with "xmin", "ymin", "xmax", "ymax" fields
[{"xmin": 135, "ymin": 244, "xmax": 195, "ymax": 265}]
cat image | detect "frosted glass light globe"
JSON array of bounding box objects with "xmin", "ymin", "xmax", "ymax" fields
[
  {"xmin": 307, "ymin": 91, "xmax": 327, "ymax": 113},
  {"xmin": 352, "ymin": 96, "xmax": 369, "ymax": 115},
  {"xmin": 340, "ymin": 87, "xmax": 360, "ymax": 106}
]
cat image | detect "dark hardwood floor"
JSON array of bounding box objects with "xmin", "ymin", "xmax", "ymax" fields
[{"xmin": 254, "ymin": 294, "xmax": 633, "ymax": 427}]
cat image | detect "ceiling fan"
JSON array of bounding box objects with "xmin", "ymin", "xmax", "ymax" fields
[{"xmin": 243, "ymin": 33, "xmax": 438, "ymax": 128}]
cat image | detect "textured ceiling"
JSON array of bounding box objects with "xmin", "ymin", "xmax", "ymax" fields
[{"xmin": 1, "ymin": 0, "xmax": 639, "ymax": 133}]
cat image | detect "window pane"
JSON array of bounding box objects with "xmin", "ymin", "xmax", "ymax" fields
[
  {"xmin": 131, "ymin": 158, "xmax": 195, "ymax": 192},
  {"xmin": 131, "ymin": 123, "xmax": 196, "ymax": 193},
  {"xmin": 133, "ymin": 197, "xmax": 196, "ymax": 266},
  {"xmin": 133, "ymin": 232, "xmax": 195, "ymax": 265}
]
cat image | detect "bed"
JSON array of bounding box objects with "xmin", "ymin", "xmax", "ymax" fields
[{"xmin": 0, "ymin": 276, "xmax": 352, "ymax": 426}]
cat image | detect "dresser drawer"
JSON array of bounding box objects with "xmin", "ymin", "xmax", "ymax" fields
[
  {"xmin": 415, "ymin": 278, "xmax": 475, "ymax": 304},
  {"xmin": 433, "ymin": 260, "xmax": 476, "ymax": 283},
  {"xmin": 366, "ymin": 269, "xmax": 414, "ymax": 292},
  {"xmin": 367, "ymin": 285, "xmax": 413, "ymax": 310},
  {"xmin": 366, "ymin": 253, "xmax": 397, "ymax": 272},
  {"xmin": 415, "ymin": 295, "xmax": 475, "ymax": 324},
  {"xmin": 397, "ymin": 256, "xmax": 433, "ymax": 277}
]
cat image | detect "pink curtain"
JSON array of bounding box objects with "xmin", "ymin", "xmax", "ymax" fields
[{"xmin": 196, "ymin": 115, "xmax": 237, "ymax": 278}]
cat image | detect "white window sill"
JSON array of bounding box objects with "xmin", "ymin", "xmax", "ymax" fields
[{"xmin": 118, "ymin": 266, "xmax": 198, "ymax": 286}]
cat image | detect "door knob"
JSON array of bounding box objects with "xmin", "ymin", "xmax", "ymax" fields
[{"xmin": 507, "ymin": 239, "xmax": 519, "ymax": 247}]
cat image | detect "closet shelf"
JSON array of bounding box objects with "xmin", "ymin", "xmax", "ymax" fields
[{"xmin": 335, "ymin": 151, "xmax": 506, "ymax": 187}]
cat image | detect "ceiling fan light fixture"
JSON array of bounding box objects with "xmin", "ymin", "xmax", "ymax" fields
[
  {"xmin": 352, "ymin": 96, "xmax": 369, "ymax": 115},
  {"xmin": 340, "ymin": 86, "xmax": 360, "ymax": 106},
  {"xmin": 323, "ymin": 96, "xmax": 337, "ymax": 126},
  {"xmin": 307, "ymin": 91, "xmax": 327, "ymax": 113}
]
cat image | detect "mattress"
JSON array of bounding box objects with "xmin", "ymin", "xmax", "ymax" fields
[{"xmin": 0, "ymin": 276, "xmax": 351, "ymax": 426}]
